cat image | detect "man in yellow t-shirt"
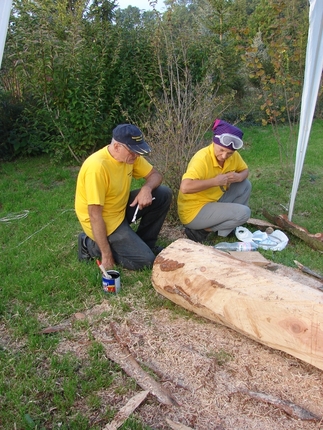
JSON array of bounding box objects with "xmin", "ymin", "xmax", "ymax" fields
[
  {"xmin": 177, "ymin": 119, "xmax": 251, "ymax": 243},
  {"xmin": 75, "ymin": 124, "xmax": 172, "ymax": 270}
]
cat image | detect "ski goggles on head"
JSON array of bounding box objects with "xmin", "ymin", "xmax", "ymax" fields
[{"xmin": 213, "ymin": 133, "xmax": 243, "ymax": 150}]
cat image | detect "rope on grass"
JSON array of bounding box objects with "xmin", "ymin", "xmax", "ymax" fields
[
  {"xmin": 0, "ymin": 209, "xmax": 75, "ymax": 250},
  {"xmin": 0, "ymin": 210, "xmax": 30, "ymax": 222}
]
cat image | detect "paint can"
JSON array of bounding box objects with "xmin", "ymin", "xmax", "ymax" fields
[{"xmin": 102, "ymin": 270, "xmax": 121, "ymax": 294}]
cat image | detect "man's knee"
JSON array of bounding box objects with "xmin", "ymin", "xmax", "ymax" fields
[{"xmin": 154, "ymin": 185, "xmax": 173, "ymax": 205}]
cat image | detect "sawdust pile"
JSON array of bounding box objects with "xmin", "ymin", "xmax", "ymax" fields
[
  {"xmin": 53, "ymin": 226, "xmax": 323, "ymax": 429},
  {"xmin": 56, "ymin": 295, "xmax": 323, "ymax": 430}
]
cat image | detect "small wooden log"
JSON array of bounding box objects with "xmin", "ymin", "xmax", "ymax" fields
[
  {"xmin": 263, "ymin": 210, "xmax": 323, "ymax": 251},
  {"xmin": 294, "ymin": 260, "xmax": 323, "ymax": 283},
  {"xmin": 247, "ymin": 217, "xmax": 279, "ymax": 231},
  {"xmin": 151, "ymin": 239, "xmax": 323, "ymax": 371}
]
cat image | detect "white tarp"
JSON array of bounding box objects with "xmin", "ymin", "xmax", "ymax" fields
[
  {"xmin": 288, "ymin": 0, "xmax": 323, "ymax": 220},
  {"xmin": 0, "ymin": 0, "xmax": 13, "ymax": 68}
]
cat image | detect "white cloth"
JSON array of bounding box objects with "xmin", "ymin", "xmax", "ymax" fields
[
  {"xmin": 0, "ymin": 0, "xmax": 13, "ymax": 68},
  {"xmin": 288, "ymin": 0, "xmax": 323, "ymax": 220}
]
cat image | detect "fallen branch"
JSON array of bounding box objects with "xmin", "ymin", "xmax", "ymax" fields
[
  {"xmin": 294, "ymin": 260, "xmax": 323, "ymax": 286},
  {"xmin": 263, "ymin": 209, "xmax": 323, "ymax": 251},
  {"xmin": 238, "ymin": 389, "xmax": 321, "ymax": 421},
  {"xmin": 139, "ymin": 360, "xmax": 190, "ymax": 391},
  {"xmin": 103, "ymin": 390, "xmax": 149, "ymax": 430},
  {"xmin": 92, "ymin": 324, "xmax": 178, "ymax": 407}
]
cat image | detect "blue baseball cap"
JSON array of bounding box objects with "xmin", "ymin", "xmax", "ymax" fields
[{"xmin": 113, "ymin": 124, "xmax": 151, "ymax": 155}]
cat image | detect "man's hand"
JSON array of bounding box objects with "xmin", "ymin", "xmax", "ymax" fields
[
  {"xmin": 129, "ymin": 167, "xmax": 162, "ymax": 209},
  {"xmin": 130, "ymin": 186, "xmax": 154, "ymax": 209},
  {"xmin": 101, "ymin": 253, "xmax": 115, "ymax": 270}
]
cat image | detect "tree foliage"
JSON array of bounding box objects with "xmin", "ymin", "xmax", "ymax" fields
[{"xmin": 0, "ymin": 0, "xmax": 318, "ymax": 166}]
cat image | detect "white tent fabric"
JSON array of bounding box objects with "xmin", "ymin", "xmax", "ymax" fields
[
  {"xmin": 0, "ymin": 0, "xmax": 13, "ymax": 68},
  {"xmin": 288, "ymin": 0, "xmax": 323, "ymax": 220}
]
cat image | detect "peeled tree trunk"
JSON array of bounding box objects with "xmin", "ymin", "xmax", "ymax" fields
[{"xmin": 151, "ymin": 239, "xmax": 323, "ymax": 371}]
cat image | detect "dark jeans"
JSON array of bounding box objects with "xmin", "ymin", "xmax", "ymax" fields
[{"xmin": 85, "ymin": 185, "xmax": 172, "ymax": 270}]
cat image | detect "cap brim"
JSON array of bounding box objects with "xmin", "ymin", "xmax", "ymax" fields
[{"xmin": 126, "ymin": 141, "xmax": 152, "ymax": 155}]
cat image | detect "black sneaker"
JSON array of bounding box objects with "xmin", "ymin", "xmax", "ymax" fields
[
  {"xmin": 78, "ymin": 233, "xmax": 92, "ymax": 261},
  {"xmin": 150, "ymin": 245, "xmax": 164, "ymax": 256},
  {"xmin": 184, "ymin": 227, "xmax": 209, "ymax": 243}
]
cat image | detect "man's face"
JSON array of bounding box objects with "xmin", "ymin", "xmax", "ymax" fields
[
  {"xmin": 119, "ymin": 144, "xmax": 139, "ymax": 164},
  {"xmin": 213, "ymin": 143, "xmax": 234, "ymax": 163}
]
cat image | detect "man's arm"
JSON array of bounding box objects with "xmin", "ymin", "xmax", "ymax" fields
[
  {"xmin": 130, "ymin": 167, "xmax": 163, "ymax": 208},
  {"xmin": 88, "ymin": 204, "xmax": 115, "ymax": 269}
]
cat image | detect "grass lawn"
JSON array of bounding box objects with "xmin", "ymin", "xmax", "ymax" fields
[{"xmin": 0, "ymin": 120, "xmax": 322, "ymax": 429}]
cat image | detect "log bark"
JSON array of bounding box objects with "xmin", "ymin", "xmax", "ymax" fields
[
  {"xmin": 151, "ymin": 239, "xmax": 323, "ymax": 371},
  {"xmin": 103, "ymin": 391, "xmax": 149, "ymax": 430}
]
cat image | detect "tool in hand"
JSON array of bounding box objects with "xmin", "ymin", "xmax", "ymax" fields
[
  {"xmin": 96, "ymin": 260, "xmax": 111, "ymax": 279},
  {"xmin": 131, "ymin": 197, "xmax": 155, "ymax": 224}
]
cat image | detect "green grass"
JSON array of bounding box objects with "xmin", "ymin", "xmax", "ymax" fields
[{"xmin": 0, "ymin": 121, "xmax": 322, "ymax": 428}]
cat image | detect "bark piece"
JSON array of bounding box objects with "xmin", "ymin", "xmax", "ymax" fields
[
  {"xmin": 93, "ymin": 327, "xmax": 178, "ymax": 406},
  {"xmin": 103, "ymin": 390, "xmax": 149, "ymax": 430},
  {"xmin": 263, "ymin": 209, "xmax": 323, "ymax": 251},
  {"xmin": 238, "ymin": 389, "xmax": 321, "ymax": 421},
  {"xmin": 165, "ymin": 418, "xmax": 194, "ymax": 430},
  {"xmin": 40, "ymin": 325, "xmax": 69, "ymax": 334},
  {"xmin": 152, "ymin": 239, "xmax": 323, "ymax": 371}
]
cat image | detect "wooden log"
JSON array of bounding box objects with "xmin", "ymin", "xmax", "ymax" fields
[
  {"xmin": 151, "ymin": 239, "xmax": 323, "ymax": 371},
  {"xmin": 263, "ymin": 209, "xmax": 323, "ymax": 251}
]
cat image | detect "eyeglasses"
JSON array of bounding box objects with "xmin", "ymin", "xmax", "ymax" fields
[
  {"xmin": 121, "ymin": 144, "xmax": 137, "ymax": 156},
  {"xmin": 214, "ymin": 133, "xmax": 243, "ymax": 150}
]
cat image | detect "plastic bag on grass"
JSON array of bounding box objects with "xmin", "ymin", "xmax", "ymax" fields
[{"xmin": 235, "ymin": 227, "xmax": 289, "ymax": 251}]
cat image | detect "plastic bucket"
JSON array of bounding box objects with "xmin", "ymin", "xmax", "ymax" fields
[{"xmin": 102, "ymin": 270, "xmax": 121, "ymax": 294}]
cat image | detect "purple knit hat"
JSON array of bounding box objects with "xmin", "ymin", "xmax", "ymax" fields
[{"xmin": 212, "ymin": 119, "xmax": 244, "ymax": 150}]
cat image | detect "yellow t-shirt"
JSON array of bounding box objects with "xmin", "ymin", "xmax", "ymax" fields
[
  {"xmin": 177, "ymin": 143, "xmax": 248, "ymax": 224},
  {"xmin": 75, "ymin": 146, "xmax": 153, "ymax": 239}
]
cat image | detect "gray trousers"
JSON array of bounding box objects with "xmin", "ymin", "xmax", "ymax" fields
[{"xmin": 184, "ymin": 179, "xmax": 251, "ymax": 237}]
